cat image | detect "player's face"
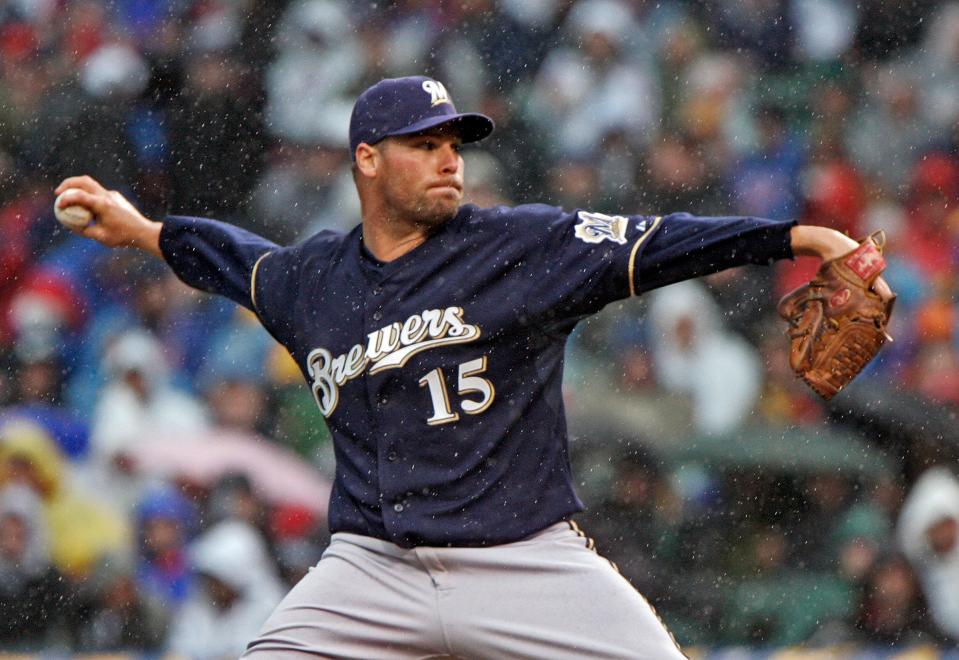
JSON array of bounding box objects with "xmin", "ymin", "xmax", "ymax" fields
[{"xmin": 377, "ymin": 128, "xmax": 465, "ymax": 228}]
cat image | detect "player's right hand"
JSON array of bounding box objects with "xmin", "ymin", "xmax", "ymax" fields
[{"xmin": 54, "ymin": 176, "xmax": 163, "ymax": 257}]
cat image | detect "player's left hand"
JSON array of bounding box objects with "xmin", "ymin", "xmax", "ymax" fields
[{"xmin": 778, "ymin": 231, "xmax": 896, "ymax": 400}]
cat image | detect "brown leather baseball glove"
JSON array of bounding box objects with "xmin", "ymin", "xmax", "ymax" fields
[{"xmin": 777, "ymin": 231, "xmax": 896, "ymax": 400}]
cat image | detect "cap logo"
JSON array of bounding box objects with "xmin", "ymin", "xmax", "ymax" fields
[{"xmin": 422, "ymin": 80, "xmax": 451, "ymax": 107}]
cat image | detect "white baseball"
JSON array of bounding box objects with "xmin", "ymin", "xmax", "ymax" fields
[{"xmin": 54, "ymin": 189, "xmax": 93, "ymax": 229}]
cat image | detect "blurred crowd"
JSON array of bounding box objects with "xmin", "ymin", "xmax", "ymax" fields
[{"xmin": 3, "ymin": 0, "xmax": 959, "ymax": 655}]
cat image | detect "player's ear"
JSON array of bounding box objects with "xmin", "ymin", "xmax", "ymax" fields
[{"xmin": 354, "ymin": 143, "xmax": 379, "ymax": 178}]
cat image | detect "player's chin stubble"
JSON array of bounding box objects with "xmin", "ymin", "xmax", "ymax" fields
[
  {"xmin": 381, "ymin": 177, "xmax": 460, "ymax": 229},
  {"xmin": 416, "ymin": 202, "xmax": 459, "ymax": 228},
  {"xmin": 407, "ymin": 190, "xmax": 460, "ymax": 229}
]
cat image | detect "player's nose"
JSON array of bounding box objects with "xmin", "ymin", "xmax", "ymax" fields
[{"xmin": 437, "ymin": 143, "xmax": 461, "ymax": 174}]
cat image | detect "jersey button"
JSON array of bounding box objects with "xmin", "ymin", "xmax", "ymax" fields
[
  {"xmin": 372, "ymin": 287, "xmax": 383, "ymax": 295},
  {"xmin": 387, "ymin": 450, "xmax": 398, "ymax": 462},
  {"xmin": 372, "ymin": 311, "xmax": 383, "ymax": 321},
  {"xmin": 379, "ymin": 395, "xmax": 389, "ymax": 406},
  {"xmin": 393, "ymin": 502, "xmax": 404, "ymax": 513}
]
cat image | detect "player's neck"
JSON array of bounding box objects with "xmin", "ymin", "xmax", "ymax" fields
[{"xmin": 361, "ymin": 219, "xmax": 430, "ymax": 262}]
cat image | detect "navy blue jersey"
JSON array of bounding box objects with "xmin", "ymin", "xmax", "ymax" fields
[{"xmin": 160, "ymin": 204, "xmax": 794, "ymax": 547}]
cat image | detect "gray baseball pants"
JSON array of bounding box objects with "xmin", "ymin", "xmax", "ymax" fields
[{"xmin": 242, "ymin": 521, "xmax": 686, "ymax": 659}]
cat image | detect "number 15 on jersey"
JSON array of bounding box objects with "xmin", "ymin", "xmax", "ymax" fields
[{"xmin": 418, "ymin": 357, "xmax": 495, "ymax": 425}]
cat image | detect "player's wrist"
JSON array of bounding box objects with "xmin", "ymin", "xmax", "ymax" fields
[
  {"xmin": 131, "ymin": 219, "xmax": 164, "ymax": 258},
  {"xmin": 789, "ymin": 225, "xmax": 857, "ymax": 261}
]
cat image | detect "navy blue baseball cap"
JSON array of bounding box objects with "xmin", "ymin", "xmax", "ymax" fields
[{"xmin": 349, "ymin": 76, "xmax": 494, "ymax": 160}]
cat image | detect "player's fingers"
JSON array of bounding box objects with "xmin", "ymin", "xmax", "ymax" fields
[
  {"xmin": 71, "ymin": 222, "xmax": 112, "ymax": 247},
  {"xmin": 77, "ymin": 222, "xmax": 109, "ymax": 243},
  {"xmin": 55, "ymin": 188, "xmax": 106, "ymax": 216},
  {"xmin": 55, "ymin": 175, "xmax": 108, "ymax": 196}
]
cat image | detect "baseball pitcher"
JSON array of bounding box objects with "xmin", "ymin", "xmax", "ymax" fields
[{"xmin": 55, "ymin": 76, "xmax": 893, "ymax": 659}]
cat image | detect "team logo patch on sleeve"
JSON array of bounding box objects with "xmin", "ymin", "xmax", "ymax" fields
[{"xmin": 574, "ymin": 211, "xmax": 631, "ymax": 245}]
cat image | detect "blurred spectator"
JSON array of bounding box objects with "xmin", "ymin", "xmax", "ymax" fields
[
  {"xmin": 269, "ymin": 503, "xmax": 327, "ymax": 587},
  {"xmin": 724, "ymin": 525, "xmax": 850, "ymax": 645},
  {"xmin": 642, "ymin": 133, "xmax": 727, "ymax": 214},
  {"xmin": 800, "ymin": 135, "xmax": 866, "ymax": 239},
  {"xmin": 919, "ymin": 3, "xmax": 959, "ymax": 131},
  {"xmin": 853, "ymin": 0, "xmax": 931, "ymax": 62},
  {"xmin": 809, "ymin": 499, "xmax": 895, "ymax": 642},
  {"xmin": 40, "ymin": 42, "xmax": 152, "ymax": 190},
  {"xmin": 167, "ymin": 49, "xmax": 267, "ymax": 220},
  {"xmin": 2, "ymin": 350, "xmax": 90, "ymax": 460},
  {"xmin": 729, "ymin": 104, "xmax": 804, "ymax": 221},
  {"xmin": 90, "ymin": 328, "xmax": 208, "ymax": 456},
  {"xmin": 898, "ymin": 466, "xmax": 959, "ymax": 641},
  {"xmin": 196, "ymin": 307, "xmax": 275, "ymax": 435},
  {"xmin": 0, "ymin": 484, "xmax": 69, "ymax": 649},
  {"xmin": 251, "ymin": 141, "xmax": 358, "ymax": 243},
  {"xmin": 582, "ymin": 446, "xmax": 679, "ymax": 602},
  {"xmin": 205, "ymin": 378, "xmax": 270, "ymax": 435},
  {"xmin": 702, "ymin": 0, "xmax": 794, "ymax": 71},
  {"xmin": 167, "ymin": 519, "xmax": 285, "ymax": 660},
  {"xmin": 834, "ymin": 502, "xmax": 890, "ymax": 587},
  {"xmin": 525, "ymin": 0, "xmax": 659, "ymax": 159},
  {"xmin": 265, "ymin": 0, "xmax": 359, "ymax": 147},
  {"xmin": 0, "ymin": 420, "xmax": 129, "ymax": 578},
  {"xmin": 461, "ymin": 151, "xmax": 512, "ymax": 208},
  {"xmin": 648, "ymin": 280, "xmax": 762, "ymax": 435},
  {"xmin": 268, "ymin": 344, "xmax": 334, "ymax": 469},
  {"xmin": 655, "ymin": 9, "xmax": 704, "ymax": 129},
  {"xmin": 66, "ymin": 258, "xmax": 233, "ymax": 413},
  {"xmin": 134, "ymin": 484, "xmax": 197, "ymax": 610},
  {"xmin": 847, "ymin": 65, "xmax": 936, "ymax": 195},
  {"xmin": 0, "ymin": 176, "xmax": 41, "ymax": 315},
  {"xmin": 207, "ymin": 473, "xmax": 269, "ymax": 533},
  {"xmin": 674, "ymin": 51, "xmax": 751, "ymax": 164},
  {"xmin": 901, "ymin": 152, "xmax": 959, "ymax": 284},
  {"xmin": 3, "ymin": 267, "xmax": 85, "ymax": 363},
  {"xmin": 88, "ymin": 330, "xmax": 208, "ymax": 510},
  {"xmin": 911, "ymin": 339, "xmax": 959, "ymax": 406},
  {"xmin": 853, "ymin": 554, "xmax": 933, "ymax": 645},
  {"xmin": 793, "ymin": 473, "xmax": 854, "ymax": 570},
  {"xmin": 756, "ymin": 333, "xmax": 827, "ymax": 426},
  {"xmin": 543, "ymin": 159, "xmax": 600, "ymax": 210},
  {"xmin": 68, "ymin": 554, "xmax": 168, "ymax": 652},
  {"xmin": 790, "ymin": 0, "xmax": 859, "ymax": 64},
  {"xmin": 775, "ymin": 133, "xmax": 870, "ymax": 297}
]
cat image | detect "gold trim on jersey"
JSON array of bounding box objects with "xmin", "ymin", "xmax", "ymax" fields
[
  {"xmin": 250, "ymin": 251, "xmax": 273, "ymax": 314},
  {"xmin": 628, "ymin": 215, "xmax": 663, "ymax": 297}
]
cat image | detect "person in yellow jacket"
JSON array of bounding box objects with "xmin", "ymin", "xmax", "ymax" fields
[{"xmin": 0, "ymin": 420, "xmax": 129, "ymax": 577}]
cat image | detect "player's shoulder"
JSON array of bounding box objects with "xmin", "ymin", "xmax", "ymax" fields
[
  {"xmin": 458, "ymin": 203, "xmax": 571, "ymax": 231},
  {"xmin": 262, "ymin": 226, "xmax": 355, "ymax": 274},
  {"xmin": 298, "ymin": 226, "xmax": 353, "ymax": 252}
]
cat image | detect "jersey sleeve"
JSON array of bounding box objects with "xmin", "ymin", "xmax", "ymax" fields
[
  {"xmin": 159, "ymin": 215, "xmax": 280, "ymax": 312},
  {"xmin": 523, "ymin": 206, "xmax": 665, "ymax": 321},
  {"xmin": 523, "ymin": 207, "xmax": 794, "ymax": 322},
  {"xmin": 633, "ymin": 213, "xmax": 796, "ymax": 294}
]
